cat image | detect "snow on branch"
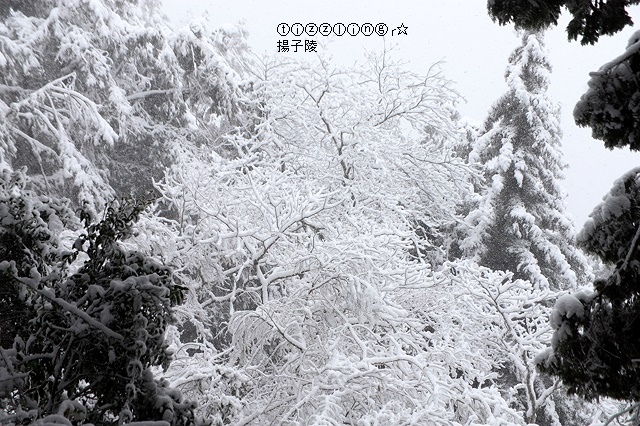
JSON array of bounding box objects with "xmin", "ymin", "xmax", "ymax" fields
[{"xmin": 18, "ymin": 271, "xmax": 125, "ymax": 341}]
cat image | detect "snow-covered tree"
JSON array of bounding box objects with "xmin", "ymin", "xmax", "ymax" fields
[
  {"xmin": 486, "ymin": 4, "xmax": 640, "ymax": 422},
  {"xmin": 440, "ymin": 261, "xmax": 592, "ymax": 425},
  {"xmin": 574, "ymin": 30, "xmax": 640, "ymax": 151},
  {"xmin": 0, "ymin": 169, "xmax": 199, "ymax": 425},
  {"xmin": 461, "ymin": 30, "xmax": 591, "ymax": 291},
  {"xmin": 126, "ymin": 51, "xmax": 542, "ymax": 424},
  {"xmin": 537, "ymin": 167, "xmax": 640, "ymax": 404},
  {"xmin": 452, "ymin": 30, "xmax": 602, "ymax": 425},
  {"xmin": 0, "ymin": 0, "xmax": 247, "ymax": 211}
]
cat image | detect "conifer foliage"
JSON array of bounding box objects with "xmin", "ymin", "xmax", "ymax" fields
[
  {"xmin": 487, "ymin": 0, "xmax": 639, "ymax": 45},
  {"xmin": 574, "ymin": 31, "xmax": 640, "ymax": 151},
  {"xmin": 462, "ymin": 31, "xmax": 590, "ymax": 291},
  {"xmin": 2, "ymin": 0, "xmax": 624, "ymax": 422},
  {"xmin": 537, "ymin": 167, "xmax": 640, "ymax": 403},
  {"xmin": 486, "ymin": 0, "xmax": 640, "ymax": 412},
  {"xmin": 0, "ymin": 169, "xmax": 197, "ymax": 425}
]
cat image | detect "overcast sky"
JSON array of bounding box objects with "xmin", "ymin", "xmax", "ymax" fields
[{"xmin": 161, "ymin": 0, "xmax": 640, "ymax": 228}]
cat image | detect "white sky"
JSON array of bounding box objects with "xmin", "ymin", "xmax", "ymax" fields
[{"xmin": 161, "ymin": 0, "xmax": 640, "ymax": 228}]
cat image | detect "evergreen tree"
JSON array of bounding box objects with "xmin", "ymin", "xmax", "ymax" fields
[
  {"xmin": 486, "ymin": 0, "xmax": 640, "ymax": 151},
  {"xmin": 0, "ymin": 169, "xmax": 199, "ymax": 425},
  {"xmin": 458, "ymin": 31, "xmax": 599, "ymax": 425},
  {"xmin": 574, "ymin": 31, "xmax": 640, "ymax": 151},
  {"xmin": 486, "ymin": 1, "xmax": 640, "ymax": 417},
  {"xmin": 462, "ymin": 30, "xmax": 590, "ymax": 291},
  {"xmin": 537, "ymin": 167, "xmax": 640, "ymax": 404}
]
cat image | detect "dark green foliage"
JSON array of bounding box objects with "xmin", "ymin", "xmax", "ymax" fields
[
  {"xmin": 487, "ymin": 0, "xmax": 639, "ymax": 44},
  {"xmin": 487, "ymin": 0, "xmax": 564, "ymax": 33},
  {"xmin": 539, "ymin": 275, "xmax": 640, "ymax": 401},
  {"xmin": 503, "ymin": 0, "xmax": 640, "ymax": 406},
  {"xmin": 577, "ymin": 168, "xmax": 640, "ymax": 264},
  {"xmin": 0, "ymin": 169, "xmax": 78, "ymax": 350},
  {"xmin": 538, "ymin": 168, "xmax": 640, "ymax": 401},
  {"xmin": 486, "ymin": 0, "xmax": 640, "ymax": 158},
  {"xmin": 574, "ymin": 38, "xmax": 640, "ymax": 151},
  {"xmin": 0, "ymin": 170, "xmax": 198, "ymax": 425}
]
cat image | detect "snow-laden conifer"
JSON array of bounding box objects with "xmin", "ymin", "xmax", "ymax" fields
[{"xmin": 461, "ymin": 31, "xmax": 591, "ymax": 291}]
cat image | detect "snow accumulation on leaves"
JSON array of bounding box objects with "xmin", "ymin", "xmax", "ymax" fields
[
  {"xmin": 549, "ymin": 294, "xmax": 586, "ymax": 329},
  {"xmin": 537, "ymin": 158, "xmax": 640, "ymax": 406},
  {"xmin": 578, "ymin": 166, "xmax": 640, "ymax": 264},
  {"xmin": 574, "ymin": 30, "xmax": 640, "ymax": 150},
  {"xmin": 3, "ymin": 0, "xmax": 621, "ymax": 422},
  {"xmin": 0, "ymin": 167, "xmax": 202, "ymax": 424}
]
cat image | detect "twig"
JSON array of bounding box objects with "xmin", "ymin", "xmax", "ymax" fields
[{"xmin": 603, "ymin": 402, "xmax": 640, "ymax": 426}]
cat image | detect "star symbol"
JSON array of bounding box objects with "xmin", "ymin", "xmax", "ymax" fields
[{"xmin": 397, "ymin": 23, "xmax": 408, "ymax": 35}]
